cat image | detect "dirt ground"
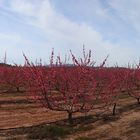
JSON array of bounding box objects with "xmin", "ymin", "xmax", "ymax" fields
[{"xmin": 0, "ymin": 92, "xmax": 139, "ymax": 140}]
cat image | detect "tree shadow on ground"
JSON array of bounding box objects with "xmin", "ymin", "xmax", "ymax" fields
[
  {"xmin": 117, "ymin": 102, "xmax": 140, "ymax": 114},
  {"xmin": 0, "ymin": 117, "xmax": 95, "ymax": 140},
  {"xmin": 0, "ymin": 101, "xmax": 139, "ymax": 140}
]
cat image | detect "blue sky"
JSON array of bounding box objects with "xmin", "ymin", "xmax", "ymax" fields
[{"xmin": 0, "ymin": 0, "xmax": 140, "ymax": 66}]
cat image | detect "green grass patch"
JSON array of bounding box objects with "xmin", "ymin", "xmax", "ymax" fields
[
  {"xmin": 75, "ymin": 136, "xmax": 95, "ymax": 140},
  {"xmin": 8, "ymin": 123, "xmax": 94, "ymax": 139},
  {"xmin": 27, "ymin": 124, "xmax": 94, "ymax": 139},
  {"xmin": 27, "ymin": 125, "xmax": 71, "ymax": 139}
]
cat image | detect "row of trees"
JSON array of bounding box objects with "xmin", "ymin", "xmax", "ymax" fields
[{"xmin": 0, "ymin": 48, "xmax": 139, "ymax": 124}]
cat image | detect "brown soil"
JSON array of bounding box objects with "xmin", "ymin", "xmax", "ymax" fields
[{"xmin": 0, "ymin": 92, "xmax": 139, "ymax": 140}]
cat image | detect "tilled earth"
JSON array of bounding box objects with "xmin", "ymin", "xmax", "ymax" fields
[{"xmin": 0, "ymin": 92, "xmax": 139, "ymax": 140}]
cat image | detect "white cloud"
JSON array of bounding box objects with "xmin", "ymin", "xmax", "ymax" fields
[
  {"xmin": 109, "ymin": 0, "xmax": 140, "ymax": 32},
  {"xmin": 0, "ymin": 33, "xmax": 22, "ymax": 43},
  {"xmin": 0, "ymin": 0, "xmax": 4, "ymax": 5},
  {"xmin": 0, "ymin": 32, "xmax": 32, "ymax": 64},
  {"xmin": 0, "ymin": 0, "xmax": 139, "ymax": 65},
  {"xmin": 10, "ymin": 0, "xmax": 34, "ymax": 16}
]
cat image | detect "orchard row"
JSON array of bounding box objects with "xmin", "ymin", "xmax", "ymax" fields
[{"xmin": 0, "ymin": 48, "xmax": 140, "ymax": 124}]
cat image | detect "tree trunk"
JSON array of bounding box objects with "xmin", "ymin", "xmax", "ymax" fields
[
  {"xmin": 16, "ymin": 87, "xmax": 20, "ymax": 92},
  {"xmin": 68, "ymin": 112, "xmax": 73, "ymax": 124},
  {"xmin": 112, "ymin": 103, "xmax": 116, "ymax": 115},
  {"xmin": 137, "ymin": 98, "xmax": 140, "ymax": 104}
]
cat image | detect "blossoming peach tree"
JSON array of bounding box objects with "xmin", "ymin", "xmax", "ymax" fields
[{"xmin": 23, "ymin": 48, "xmax": 121, "ymax": 124}]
